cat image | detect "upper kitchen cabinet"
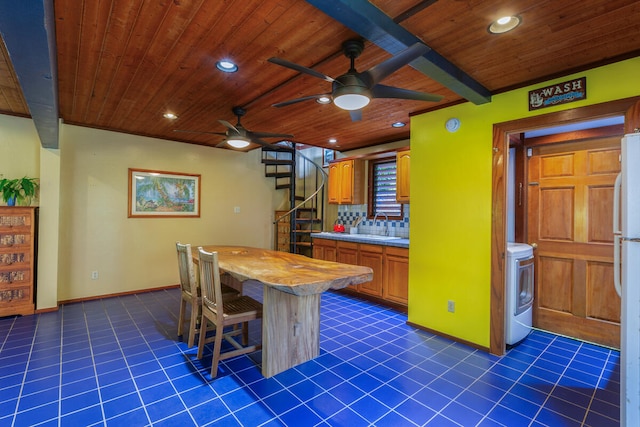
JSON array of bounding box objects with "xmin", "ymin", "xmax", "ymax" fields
[
  {"xmin": 396, "ymin": 149, "xmax": 410, "ymax": 203},
  {"xmin": 328, "ymin": 159, "xmax": 364, "ymax": 204}
]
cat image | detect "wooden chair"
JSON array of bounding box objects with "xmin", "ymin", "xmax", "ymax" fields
[
  {"xmin": 196, "ymin": 247, "xmax": 263, "ymax": 378},
  {"xmin": 175, "ymin": 242, "xmax": 239, "ymax": 348}
]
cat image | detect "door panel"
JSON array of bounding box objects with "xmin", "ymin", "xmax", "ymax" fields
[{"xmin": 528, "ymin": 138, "xmax": 621, "ymax": 348}]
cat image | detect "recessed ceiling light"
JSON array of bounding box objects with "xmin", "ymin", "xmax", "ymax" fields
[
  {"xmin": 488, "ymin": 15, "xmax": 521, "ymax": 34},
  {"xmin": 391, "ymin": 121, "xmax": 406, "ymax": 128},
  {"xmin": 163, "ymin": 112, "xmax": 178, "ymax": 120},
  {"xmin": 316, "ymin": 96, "xmax": 332, "ymax": 105},
  {"xmin": 216, "ymin": 60, "xmax": 238, "ymax": 73},
  {"xmin": 328, "ymin": 138, "xmax": 337, "ymax": 144}
]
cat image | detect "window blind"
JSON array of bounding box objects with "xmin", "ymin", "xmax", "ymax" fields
[{"xmin": 372, "ymin": 160, "xmax": 402, "ymax": 218}]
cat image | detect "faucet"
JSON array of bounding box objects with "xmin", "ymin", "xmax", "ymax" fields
[{"xmin": 372, "ymin": 212, "xmax": 389, "ymax": 236}]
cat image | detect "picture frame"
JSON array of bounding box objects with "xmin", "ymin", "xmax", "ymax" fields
[
  {"xmin": 323, "ymin": 149, "xmax": 335, "ymax": 167},
  {"xmin": 128, "ymin": 168, "xmax": 200, "ymax": 218}
]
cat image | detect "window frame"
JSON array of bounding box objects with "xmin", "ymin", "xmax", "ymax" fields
[{"xmin": 367, "ymin": 158, "xmax": 404, "ymax": 220}]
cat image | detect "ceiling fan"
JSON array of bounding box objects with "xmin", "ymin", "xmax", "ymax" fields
[
  {"xmin": 268, "ymin": 39, "xmax": 444, "ymax": 121},
  {"xmin": 174, "ymin": 106, "xmax": 293, "ymax": 149}
]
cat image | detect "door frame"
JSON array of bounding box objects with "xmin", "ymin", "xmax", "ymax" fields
[{"xmin": 489, "ymin": 96, "xmax": 640, "ymax": 355}]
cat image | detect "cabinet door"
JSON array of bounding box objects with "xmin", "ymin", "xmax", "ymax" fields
[
  {"xmin": 312, "ymin": 238, "xmax": 337, "ymax": 262},
  {"xmin": 383, "ymin": 247, "xmax": 409, "ymax": 304},
  {"xmin": 338, "ymin": 160, "xmax": 354, "ymax": 204},
  {"xmin": 358, "ymin": 244, "xmax": 383, "ymax": 297},
  {"xmin": 337, "ymin": 241, "xmax": 359, "ymax": 289},
  {"xmin": 328, "ymin": 163, "xmax": 341, "ymax": 204},
  {"xmin": 396, "ymin": 150, "xmax": 410, "ymax": 203}
]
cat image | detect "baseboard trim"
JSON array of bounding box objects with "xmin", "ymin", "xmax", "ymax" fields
[
  {"xmin": 57, "ymin": 284, "xmax": 180, "ymax": 306},
  {"xmin": 406, "ymin": 321, "xmax": 491, "ymax": 354}
]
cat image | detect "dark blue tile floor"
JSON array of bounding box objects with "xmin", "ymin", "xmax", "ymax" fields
[{"xmin": 0, "ymin": 284, "xmax": 620, "ymax": 426}]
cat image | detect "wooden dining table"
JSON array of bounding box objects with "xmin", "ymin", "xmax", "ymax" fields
[{"xmin": 192, "ymin": 245, "xmax": 373, "ymax": 377}]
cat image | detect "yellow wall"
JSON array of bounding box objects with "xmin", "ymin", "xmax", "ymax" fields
[
  {"xmin": 57, "ymin": 124, "xmax": 285, "ymax": 301},
  {"xmin": 408, "ymin": 57, "xmax": 640, "ymax": 348}
]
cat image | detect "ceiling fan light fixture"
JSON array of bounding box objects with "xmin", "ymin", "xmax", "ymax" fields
[
  {"xmin": 488, "ymin": 15, "xmax": 521, "ymax": 34},
  {"xmin": 226, "ymin": 137, "xmax": 250, "ymax": 148},
  {"xmin": 216, "ymin": 60, "xmax": 238, "ymax": 73}
]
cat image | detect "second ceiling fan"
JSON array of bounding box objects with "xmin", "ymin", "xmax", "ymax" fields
[{"xmin": 268, "ymin": 39, "xmax": 443, "ymax": 121}]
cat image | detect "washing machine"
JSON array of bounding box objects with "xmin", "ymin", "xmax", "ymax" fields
[{"xmin": 505, "ymin": 243, "xmax": 534, "ymax": 346}]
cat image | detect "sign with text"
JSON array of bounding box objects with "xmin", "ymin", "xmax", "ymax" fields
[{"xmin": 528, "ymin": 77, "xmax": 586, "ymax": 111}]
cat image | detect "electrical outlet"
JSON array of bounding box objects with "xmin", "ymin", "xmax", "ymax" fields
[
  {"xmin": 91, "ymin": 271, "xmax": 98, "ymax": 280},
  {"xmin": 233, "ymin": 206, "xmax": 240, "ymax": 214},
  {"xmin": 447, "ymin": 300, "xmax": 455, "ymax": 313}
]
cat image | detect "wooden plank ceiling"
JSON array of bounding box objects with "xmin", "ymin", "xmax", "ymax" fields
[{"xmin": 0, "ymin": 0, "xmax": 639, "ymax": 152}]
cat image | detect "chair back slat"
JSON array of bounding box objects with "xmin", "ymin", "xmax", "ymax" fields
[
  {"xmin": 176, "ymin": 242, "xmax": 197, "ymax": 296},
  {"xmin": 198, "ymin": 247, "xmax": 224, "ymax": 322}
]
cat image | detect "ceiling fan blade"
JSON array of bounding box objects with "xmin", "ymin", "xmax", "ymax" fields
[
  {"xmin": 249, "ymin": 131, "xmax": 293, "ymax": 139},
  {"xmin": 349, "ymin": 109, "xmax": 363, "ymax": 122},
  {"xmin": 218, "ymin": 119, "xmax": 239, "ymax": 133},
  {"xmin": 268, "ymin": 57, "xmax": 335, "ymax": 83},
  {"xmin": 371, "ymin": 84, "xmax": 443, "ymax": 102},
  {"xmin": 364, "ymin": 42, "xmax": 430, "ymax": 85},
  {"xmin": 173, "ymin": 129, "xmax": 227, "ymax": 136},
  {"xmin": 272, "ymin": 94, "xmax": 331, "ymax": 108}
]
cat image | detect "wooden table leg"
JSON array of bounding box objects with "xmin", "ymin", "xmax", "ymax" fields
[{"xmin": 261, "ymin": 286, "xmax": 320, "ymax": 378}]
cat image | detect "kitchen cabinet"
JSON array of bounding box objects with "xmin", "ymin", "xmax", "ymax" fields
[
  {"xmin": 328, "ymin": 159, "xmax": 364, "ymax": 204},
  {"xmin": 336, "ymin": 241, "xmax": 359, "ymax": 290},
  {"xmin": 396, "ymin": 149, "xmax": 410, "ymax": 203},
  {"xmin": 358, "ymin": 244, "xmax": 384, "ymax": 298},
  {"xmin": 383, "ymin": 246, "xmax": 409, "ymax": 305},
  {"xmin": 312, "ymin": 237, "xmax": 336, "ymax": 262},
  {"xmin": 313, "ymin": 237, "xmax": 408, "ymax": 306},
  {"xmin": 0, "ymin": 207, "xmax": 37, "ymax": 317}
]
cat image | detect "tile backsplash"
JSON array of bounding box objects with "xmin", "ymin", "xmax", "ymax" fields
[{"xmin": 336, "ymin": 204, "xmax": 410, "ymax": 239}]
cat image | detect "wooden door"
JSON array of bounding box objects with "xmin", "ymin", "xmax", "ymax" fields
[
  {"xmin": 396, "ymin": 150, "xmax": 410, "ymax": 203},
  {"xmin": 527, "ymin": 137, "xmax": 621, "ymax": 347},
  {"xmin": 339, "ymin": 160, "xmax": 354, "ymax": 204},
  {"xmin": 327, "ymin": 163, "xmax": 340, "ymax": 204},
  {"xmin": 383, "ymin": 247, "xmax": 409, "ymax": 305},
  {"xmin": 337, "ymin": 241, "xmax": 359, "ymax": 289},
  {"xmin": 358, "ymin": 244, "xmax": 383, "ymax": 297}
]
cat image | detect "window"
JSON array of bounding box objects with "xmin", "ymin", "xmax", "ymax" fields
[{"xmin": 368, "ymin": 159, "xmax": 403, "ymax": 219}]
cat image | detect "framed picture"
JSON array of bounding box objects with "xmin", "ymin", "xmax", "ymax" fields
[
  {"xmin": 323, "ymin": 149, "xmax": 335, "ymax": 167},
  {"xmin": 128, "ymin": 168, "xmax": 200, "ymax": 218}
]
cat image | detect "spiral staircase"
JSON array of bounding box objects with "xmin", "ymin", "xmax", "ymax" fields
[{"xmin": 261, "ymin": 142, "xmax": 327, "ymax": 257}]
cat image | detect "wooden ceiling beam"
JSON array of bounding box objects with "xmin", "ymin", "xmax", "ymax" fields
[
  {"xmin": 0, "ymin": 0, "xmax": 59, "ymax": 148},
  {"xmin": 305, "ymin": 0, "xmax": 492, "ymax": 105}
]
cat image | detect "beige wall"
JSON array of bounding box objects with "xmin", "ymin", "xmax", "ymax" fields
[
  {"xmin": 0, "ymin": 115, "xmax": 40, "ymax": 179},
  {"xmin": 56, "ymin": 124, "xmax": 286, "ymax": 301}
]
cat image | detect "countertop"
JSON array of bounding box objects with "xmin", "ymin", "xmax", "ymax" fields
[{"xmin": 311, "ymin": 232, "xmax": 409, "ymax": 248}]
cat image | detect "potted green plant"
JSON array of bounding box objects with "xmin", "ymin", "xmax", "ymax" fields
[{"xmin": 0, "ymin": 176, "xmax": 40, "ymax": 206}]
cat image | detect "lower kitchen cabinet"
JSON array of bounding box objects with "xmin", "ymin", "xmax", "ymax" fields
[
  {"xmin": 358, "ymin": 244, "xmax": 383, "ymax": 298},
  {"xmin": 383, "ymin": 246, "xmax": 409, "ymax": 304},
  {"xmin": 336, "ymin": 241, "xmax": 359, "ymax": 290},
  {"xmin": 313, "ymin": 238, "xmax": 408, "ymax": 306},
  {"xmin": 312, "ymin": 238, "xmax": 336, "ymax": 261}
]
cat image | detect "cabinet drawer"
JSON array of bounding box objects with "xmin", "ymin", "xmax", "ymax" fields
[
  {"xmin": 336, "ymin": 241, "xmax": 358, "ymax": 250},
  {"xmin": 0, "ymin": 251, "xmax": 31, "ymax": 268},
  {"xmin": 0, "ymin": 285, "xmax": 32, "ymax": 305},
  {"xmin": 0, "ymin": 233, "xmax": 32, "ymax": 248},
  {"xmin": 359, "ymin": 243, "xmax": 383, "ymax": 254},
  {"xmin": 0, "ymin": 269, "xmax": 31, "ymax": 285},
  {"xmin": 0, "ymin": 212, "xmax": 33, "ymax": 229},
  {"xmin": 386, "ymin": 246, "xmax": 408, "ymax": 258}
]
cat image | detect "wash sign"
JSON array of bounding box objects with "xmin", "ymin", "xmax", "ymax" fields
[{"xmin": 528, "ymin": 77, "xmax": 586, "ymax": 111}]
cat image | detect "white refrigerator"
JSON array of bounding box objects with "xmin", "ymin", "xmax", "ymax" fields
[{"xmin": 614, "ymin": 132, "xmax": 640, "ymax": 426}]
